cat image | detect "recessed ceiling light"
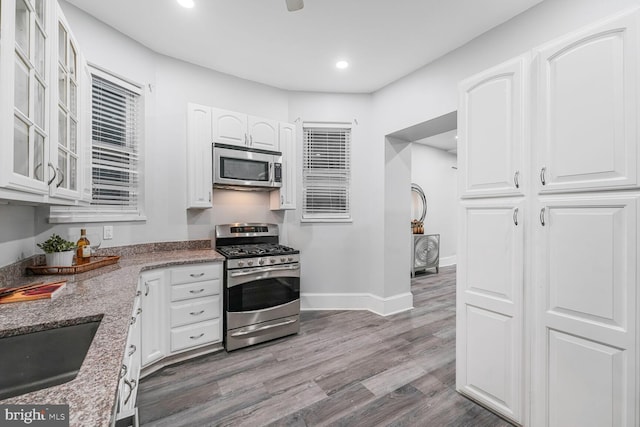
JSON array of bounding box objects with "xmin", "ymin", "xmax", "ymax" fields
[
  {"xmin": 177, "ymin": 0, "xmax": 194, "ymax": 8},
  {"xmin": 336, "ymin": 61, "xmax": 349, "ymax": 70}
]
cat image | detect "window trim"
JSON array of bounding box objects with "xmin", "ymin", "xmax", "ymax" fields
[
  {"xmin": 48, "ymin": 65, "xmax": 146, "ymax": 224},
  {"xmin": 301, "ymin": 122, "xmax": 352, "ymax": 223}
]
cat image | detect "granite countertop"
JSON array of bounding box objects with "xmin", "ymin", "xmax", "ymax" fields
[{"xmin": 0, "ymin": 249, "xmax": 225, "ymax": 427}]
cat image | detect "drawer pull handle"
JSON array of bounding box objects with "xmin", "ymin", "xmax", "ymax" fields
[
  {"xmin": 190, "ymin": 333, "xmax": 205, "ymax": 340},
  {"xmin": 124, "ymin": 378, "xmax": 137, "ymax": 405},
  {"xmin": 231, "ymin": 318, "xmax": 298, "ymax": 337},
  {"xmin": 190, "ymin": 272, "xmax": 205, "ymax": 278},
  {"xmin": 128, "ymin": 344, "xmax": 136, "ymax": 356},
  {"xmin": 189, "ymin": 289, "xmax": 205, "ymax": 294},
  {"xmin": 190, "ymin": 310, "xmax": 205, "ymax": 316},
  {"xmin": 130, "ymin": 316, "xmax": 136, "ymax": 325},
  {"xmin": 540, "ymin": 166, "xmax": 547, "ymax": 186},
  {"xmin": 120, "ymin": 364, "xmax": 128, "ymax": 378}
]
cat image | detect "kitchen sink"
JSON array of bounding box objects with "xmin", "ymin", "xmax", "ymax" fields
[{"xmin": 0, "ymin": 319, "xmax": 101, "ymax": 400}]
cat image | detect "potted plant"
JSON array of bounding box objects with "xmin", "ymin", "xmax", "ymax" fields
[{"xmin": 37, "ymin": 234, "xmax": 77, "ymax": 267}]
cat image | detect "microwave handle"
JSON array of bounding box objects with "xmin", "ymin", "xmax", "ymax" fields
[{"xmin": 269, "ymin": 162, "xmax": 273, "ymax": 184}]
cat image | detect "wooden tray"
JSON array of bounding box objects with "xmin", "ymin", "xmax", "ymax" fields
[{"xmin": 26, "ymin": 256, "xmax": 120, "ymax": 275}]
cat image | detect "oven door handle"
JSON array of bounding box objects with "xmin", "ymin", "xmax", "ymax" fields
[
  {"xmin": 230, "ymin": 318, "xmax": 298, "ymax": 337},
  {"xmin": 229, "ymin": 264, "xmax": 300, "ymax": 277}
]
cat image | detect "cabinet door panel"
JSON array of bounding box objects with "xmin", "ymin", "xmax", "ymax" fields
[
  {"xmin": 459, "ymin": 55, "xmax": 527, "ymax": 198},
  {"xmin": 457, "ymin": 199, "xmax": 524, "ymax": 423},
  {"xmin": 212, "ymin": 108, "xmax": 247, "ymax": 147},
  {"xmin": 271, "ymin": 122, "xmax": 296, "ymax": 210},
  {"xmin": 186, "ymin": 103, "xmax": 213, "ymax": 209},
  {"xmin": 248, "ymin": 116, "xmax": 278, "ymax": 151},
  {"xmin": 140, "ymin": 271, "xmax": 167, "ymax": 367},
  {"xmin": 536, "ymin": 12, "xmax": 638, "ymax": 193},
  {"xmin": 548, "ymin": 331, "xmax": 626, "ymax": 427},
  {"xmin": 534, "ymin": 195, "xmax": 638, "ymax": 426}
]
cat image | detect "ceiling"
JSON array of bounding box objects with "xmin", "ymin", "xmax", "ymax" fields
[
  {"xmin": 414, "ymin": 129, "xmax": 458, "ymax": 154},
  {"xmin": 66, "ymin": 0, "xmax": 543, "ymax": 93}
]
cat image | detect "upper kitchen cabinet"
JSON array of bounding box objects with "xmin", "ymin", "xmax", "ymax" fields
[
  {"xmin": 186, "ymin": 103, "xmax": 213, "ymax": 209},
  {"xmin": 0, "ymin": 0, "xmax": 90, "ymax": 204},
  {"xmin": 0, "ymin": 0, "xmax": 51, "ymax": 199},
  {"xmin": 534, "ymin": 11, "xmax": 639, "ymax": 194},
  {"xmin": 271, "ymin": 122, "xmax": 296, "ymax": 210},
  {"xmin": 212, "ymin": 108, "xmax": 279, "ymax": 151},
  {"xmin": 49, "ymin": 3, "xmax": 87, "ymax": 201},
  {"xmin": 458, "ymin": 54, "xmax": 529, "ymax": 199}
]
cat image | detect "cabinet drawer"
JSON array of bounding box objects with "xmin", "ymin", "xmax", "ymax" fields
[
  {"xmin": 170, "ymin": 296, "xmax": 221, "ymax": 328},
  {"xmin": 170, "ymin": 279, "xmax": 221, "ymax": 302},
  {"xmin": 169, "ymin": 263, "xmax": 221, "ymax": 285},
  {"xmin": 170, "ymin": 319, "xmax": 221, "ymax": 352}
]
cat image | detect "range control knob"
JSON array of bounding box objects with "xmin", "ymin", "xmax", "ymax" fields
[
  {"xmin": 280, "ymin": 257, "xmax": 286, "ymax": 262},
  {"xmin": 259, "ymin": 259, "xmax": 265, "ymax": 265},
  {"xmin": 270, "ymin": 258, "xmax": 277, "ymax": 264},
  {"xmin": 238, "ymin": 261, "xmax": 244, "ymax": 267},
  {"xmin": 247, "ymin": 261, "xmax": 254, "ymax": 266},
  {"xmin": 287, "ymin": 257, "xmax": 293, "ymax": 262}
]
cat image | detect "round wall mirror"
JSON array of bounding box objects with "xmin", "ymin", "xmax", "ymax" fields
[{"xmin": 411, "ymin": 183, "xmax": 427, "ymax": 223}]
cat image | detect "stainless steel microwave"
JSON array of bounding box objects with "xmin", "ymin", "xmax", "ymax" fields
[{"xmin": 213, "ymin": 143, "xmax": 282, "ymax": 190}]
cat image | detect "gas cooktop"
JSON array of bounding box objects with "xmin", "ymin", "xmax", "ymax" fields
[{"xmin": 216, "ymin": 243, "xmax": 299, "ymax": 259}]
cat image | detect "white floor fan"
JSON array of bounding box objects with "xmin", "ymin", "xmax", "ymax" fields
[{"xmin": 411, "ymin": 183, "xmax": 440, "ymax": 277}]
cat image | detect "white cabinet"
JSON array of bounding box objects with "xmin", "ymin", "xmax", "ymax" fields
[
  {"xmin": 186, "ymin": 103, "xmax": 212, "ymax": 209},
  {"xmin": 533, "ymin": 195, "xmax": 638, "ymax": 427},
  {"xmin": 247, "ymin": 115, "xmax": 279, "ymax": 151},
  {"xmin": 212, "ymin": 108, "xmax": 279, "ymax": 151},
  {"xmin": 116, "ymin": 286, "xmax": 142, "ymax": 423},
  {"xmin": 271, "ymin": 122, "xmax": 296, "ymax": 210},
  {"xmin": 139, "ymin": 263, "xmax": 223, "ymax": 371},
  {"xmin": 458, "ymin": 9, "xmax": 640, "ymax": 427},
  {"xmin": 0, "ymin": 0, "xmax": 90, "ymax": 204},
  {"xmin": 168, "ymin": 263, "xmax": 222, "ymax": 353},
  {"xmin": 456, "ymin": 199, "xmax": 524, "ymax": 424},
  {"xmin": 458, "ymin": 54, "xmax": 528, "ymax": 199},
  {"xmin": 140, "ymin": 270, "xmax": 167, "ymax": 367},
  {"xmin": 534, "ymin": 12, "xmax": 639, "ymax": 194}
]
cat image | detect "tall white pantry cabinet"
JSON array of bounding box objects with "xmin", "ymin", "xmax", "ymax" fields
[{"xmin": 457, "ymin": 9, "xmax": 640, "ymax": 427}]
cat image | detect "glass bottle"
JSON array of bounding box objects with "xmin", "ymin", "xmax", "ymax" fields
[{"xmin": 76, "ymin": 228, "xmax": 91, "ymax": 264}]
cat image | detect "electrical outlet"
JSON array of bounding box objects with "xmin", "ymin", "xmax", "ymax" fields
[{"xmin": 103, "ymin": 225, "xmax": 114, "ymax": 240}]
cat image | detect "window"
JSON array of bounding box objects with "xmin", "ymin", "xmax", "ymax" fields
[
  {"xmin": 302, "ymin": 123, "xmax": 351, "ymax": 221},
  {"xmin": 49, "ymin": 67, "xmax": 144, "ymax": 223},
  {"xmin": 90, "ymin": 72, "xmax": 140, "ymax": 209}
]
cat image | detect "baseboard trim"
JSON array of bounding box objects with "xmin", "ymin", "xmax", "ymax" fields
[
  {"xmin": 300, "ymin": 292, "xmax": 413, "ymax": 317},
  {"xmin": 439, "ymin": 255, "xmax": 457, "ymax": 267}
]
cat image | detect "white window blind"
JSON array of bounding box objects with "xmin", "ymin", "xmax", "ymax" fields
[
  {"xmin": 302, "ymin": 124, "xmax": 351, "ymax": 220},
  {"xmin": 91, "ymin": 73, "xmax": 140, "ymax": 210}
]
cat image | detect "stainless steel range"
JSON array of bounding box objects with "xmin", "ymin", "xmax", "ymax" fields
[{"xmin": 215, "ymin": 223, "xmax": 300, "ymax": 351}]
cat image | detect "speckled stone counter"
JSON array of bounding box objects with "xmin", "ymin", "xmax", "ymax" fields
[{"xmin": 0, "ymin": 249, "xmax": 225, "ymax": 427}]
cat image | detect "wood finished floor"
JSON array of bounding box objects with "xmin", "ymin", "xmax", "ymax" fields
[{"xmin": 137, "ymin": 266, "xmax": 513, "ymax": 427}]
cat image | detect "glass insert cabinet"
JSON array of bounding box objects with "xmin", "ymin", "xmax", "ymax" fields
[{"xmin": 0, "ymin": 0, "xmax": 90, "ymax": 204}]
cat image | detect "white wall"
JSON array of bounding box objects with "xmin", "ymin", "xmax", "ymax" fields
[
  {"xmin": 285, "ymin": 92, "xmax": 377, "ymax": 296},
  {"xmin": 411, "ymin": 143, "xmax": 458, "ymax": 265}
]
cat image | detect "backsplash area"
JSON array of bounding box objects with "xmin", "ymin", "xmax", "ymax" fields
[{"xmin": 0, "ymin": 240, "xmax": 212, "ymax": 287}]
